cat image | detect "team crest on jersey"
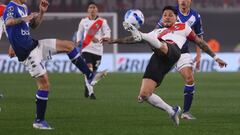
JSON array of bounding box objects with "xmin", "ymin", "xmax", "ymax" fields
[
  {"xmin": 96, "ymin": 24, "xmax": 100, "ymax": 29},
  {"xmin": 8, "ymin": 6, "xmax": 14, "ymax": 12}
]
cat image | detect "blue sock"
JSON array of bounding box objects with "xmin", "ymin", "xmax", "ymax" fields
[
  {"xmin": 68, "ymin": 48, "xmax": 93, "ymax": 79},
  {"xmin": 35, "ymin": 90, "xmax": 49, "ymax": 121},
  {"xmin": 183, "ymin": 84, "xmax": 195, "ymax": 113}
]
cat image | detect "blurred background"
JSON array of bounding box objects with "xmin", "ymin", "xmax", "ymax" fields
[{"xmin": 0, "ymin": 0, "xmax": 240, "ymax": 73}]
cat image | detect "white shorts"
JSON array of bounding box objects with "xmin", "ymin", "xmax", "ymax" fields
[
  {"xmin": 22, "ymin": 39, "xmax": 57, "ymax": 78},
  {"xmin": 175, "ymin": 53, "xmax": 194, "ymax": 71}
]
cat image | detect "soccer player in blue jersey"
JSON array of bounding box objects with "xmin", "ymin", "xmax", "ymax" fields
[
  {"xmin": 156, "ymin": 0, "xmax": 203, "ymax": 120},
  {"xmin": 3, "ymin": 0, "xmax": 106, "ymax": 130}
]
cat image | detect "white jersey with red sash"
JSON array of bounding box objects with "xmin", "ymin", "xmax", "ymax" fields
[
  {"xmin": 150, "ymin": 22, "xmax": 197, "ymax": 49},
  {"xmin": 76, "ymin": 17, "xmax": 111, "ymax": 56},
  {"xmin": 0, "ymin": 4, "xmax": 6, "ymax": 40}
]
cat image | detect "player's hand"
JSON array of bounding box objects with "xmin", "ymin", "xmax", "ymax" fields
[
  {"xmin": 215, "ymin": 58, "xmax": 227, "ymax": 68},
  {"xmin": 193, "ymin": 55, "xmax": 201, "ymax": 71},
  {"xmin": 22, "ymin": 13, "xmax": 37, "ymax": 22},
  {"xmin": 100, "ymin": 37, "xmax": 112, "ymax": 44},
  {"xmin": 8, "ymin": 46, "xmax": 16, "ymax": 58},
  {"xmin": 39, "ymin": 0, "xmax": 49, "ymax": 13}
]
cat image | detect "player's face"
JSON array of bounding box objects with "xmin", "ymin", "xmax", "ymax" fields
[
  {"xmin": 15, "ymin": 0, "xmax": 27, "ymax": 4},
  {"xmin": 88, "ymin": 4, "xmax": 98, "ymax": 16},
  {"xmin": 178, "ymin": 0, "xmax": 192, "ymax": 9},
  {"xmin": 162, "ymin": 10, "xmax": 177, "ymax": 28}
]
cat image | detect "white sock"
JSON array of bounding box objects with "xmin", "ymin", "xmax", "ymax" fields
[
  {"xmin": 147, "ymin": 93, "xmax": 174, "ymax": 115},
  {"xmin": 141, "ymin": 33, "xmax": 164, "ymax": 49},
  {"xmin": 85, "ymin": 76, "xmax": 94, "ymax": 95}
]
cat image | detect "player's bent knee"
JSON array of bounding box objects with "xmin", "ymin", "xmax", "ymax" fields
[
  {"xmin": 36, "ymin": 75, "xmax": 51, "ymax": 90},
  {"xmin": 56, "ymin": 39, "xmax": 75, "ymax": 53},
  {"xmin": 37, "ymin": 82, "xmax": 50, "ymax": 90},
  {"xmin": 185, "ymin": 75, "xmax": 194, "ymax": 85}
]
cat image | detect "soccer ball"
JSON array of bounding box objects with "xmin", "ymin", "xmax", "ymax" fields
[{"xmin": 124, "ymin": 9, "xmax": 144, "ymax": 29}]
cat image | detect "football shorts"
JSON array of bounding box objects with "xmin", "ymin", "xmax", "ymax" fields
[
  {"xmin": 175, "ymin": 53, "xmax": 194, "ymax": 71},
  {"xmin": 143, "ymin": 44, "xmax": 181, "ymax": 87},
  {"xmin": 82, "ymin": 52, "xmax": 102, "ymax": 71},
  {"xmin": 22, "ymin": 39, "xmax": 57, "ymax": 78}
]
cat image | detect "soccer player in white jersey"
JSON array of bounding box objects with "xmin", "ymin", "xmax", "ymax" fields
[
  {"xmin": 0, "ymin": 3, "xmax": 6, "ymax": 40},
  {"xmin": 104, "ymin": 6, "xmax": 227, "ymax": 126},
  {"xmin": 156, "ymin": 0, "xmax": 204, "ymax": 119},
  {"xmin": 3, "ymin": 0, "xmax": 106, "ymax": 130},
  {"xmin": 76, "ymin": 2, "xmax": 111, "ymax": 99}
]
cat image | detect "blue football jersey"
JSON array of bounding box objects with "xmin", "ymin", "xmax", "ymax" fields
[
  {"xmin": 3, "ymin": 1, "xmax": 38, "ymax": 61},
  {"xmin": 156, "ymin": 6, "xmax": 204, "ymax": 53}
]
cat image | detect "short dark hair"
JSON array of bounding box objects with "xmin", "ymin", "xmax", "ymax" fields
[
  {"xmin": 162, "ymin": 6, "xmax": 178, "ymax": 16},
  {"xmin": 88, "ymin": 1, "xmax": 98, "ymax": 7}
]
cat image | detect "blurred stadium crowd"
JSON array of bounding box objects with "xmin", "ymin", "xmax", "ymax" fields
[
  {"xmin": 1, "ymin": 0, "xmax": 240, "ymax": 53},
  {"xmin": 1, "ymin": 0, "xmax": 240, "ymax": 12}
]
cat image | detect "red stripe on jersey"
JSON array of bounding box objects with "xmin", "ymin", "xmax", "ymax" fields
[
  {"xmin": 158, "ymin": 23, "xmax": 186, "ymax": 39},
  {"xmin": 187, "ymin": 31, "xmax": 197, "ymax": 41},
  {"xmin": 82, "ymin": 19, "xmax": 104, "ymax": 49},
  {"xmin": 0, "ymin": 5, "xmax": 6, "ymax": 17}
]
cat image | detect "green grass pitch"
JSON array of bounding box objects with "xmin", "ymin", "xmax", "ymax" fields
[{"xmin": 0, "ymin": 73, "xmax": 240, "ymax": 135}]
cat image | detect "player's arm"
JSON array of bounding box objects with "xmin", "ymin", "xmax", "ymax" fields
[
  {"xmin": 102, "ymin": 36, "xmax": 142, "ymax": 44},
  {"xmin": 30, "ymin": 0, "xmax": 49, "ymax": 29},
  {"xmin": 8, "ymin": 45, "xmax": 15, "ymax": 58},
  {"xmin": 194, "ymin": 14, "xmax": 204, "ymax": 70},
  {"xmin": 101, "ymin": 19, "xmax": 111, "ymax": 43},
  {"xmin": 193, "ymin": 36, "xmax": 227, "ymax": 68},
  {"xmin": 5, "ymin": 15, "xmax": 35, "ymax": 26},
  {"xmin": 76, "ymin": 19, "xmax": 84, "ymax": 46},
  {"xmin": 194, "ymin": 35, "xmax": 202, "ymax": 70}
]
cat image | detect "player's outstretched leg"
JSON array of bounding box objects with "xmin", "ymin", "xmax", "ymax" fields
[
  {"xmin": 123, "ymin": 21, "xmax": 166, "ymax": 50},
  {"xmin": 67, "ymin": 47, "xmax": 107, "ymax": 85},
  {"xmin": 89, "ymin": 69, "xmax": 108, "ymax": 86},
  {"xmin": 123, "ymin": 21, "xmax": 142, "ymax": 41}
]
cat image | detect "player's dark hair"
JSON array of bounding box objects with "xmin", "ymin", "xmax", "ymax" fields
[
  {"xmin": 88, "ymin": 1, "xmax": 98, "ymax": 7},
  {"xmin": 162, "ymin": 6, "xmax": 178, "ymax": 16}
]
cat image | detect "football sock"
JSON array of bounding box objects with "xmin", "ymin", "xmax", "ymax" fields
[
  {"xmin": 183, "ymin": 84, "xmax": 195, "ymax": 113},
  {"xmin": 68, "ymin": 48, "xmax": 93, "ymax": 79},
  {"xmin": 85, "ymin": 76, "xmax": 94, "ymax": 95},
  {"xmin": 147, "ymin": 93, "xmax": 174, "ymax": 115},
  {"xmin": 141, "ymin": 33, "xmax": 164, "ymax": 49},
  {"xmin": 35, "ymin": 90, "xmax": 49, "ymax": 121}
]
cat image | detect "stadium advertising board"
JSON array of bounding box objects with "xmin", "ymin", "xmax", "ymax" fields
[{"xmin": 0, "ymin": 53, "xmax": 239, "ymax": 73}]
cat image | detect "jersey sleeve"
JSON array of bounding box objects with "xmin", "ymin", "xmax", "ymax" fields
[
  {"xmin": 185, "ymin": 23, "xmax": 197, "ymax": 41},
  {"xmin": 101, "ymin": 19, "xmax": 111, "ymax": 38},
  {"xmin": 3, "ymin": 5, "xmax": 17, "ymax": 23},
  {"xmin": 193, "ymin": 14, "xmax": 204, "ymax": 36},
  {"xmin": 76, "ymin": 19, "xmax": 84, "ymax": 43}
]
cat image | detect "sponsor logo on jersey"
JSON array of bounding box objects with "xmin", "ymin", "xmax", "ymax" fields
[{"xmin": 21, "ymin": 29, "xmax": 30, "ymax": 35}]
